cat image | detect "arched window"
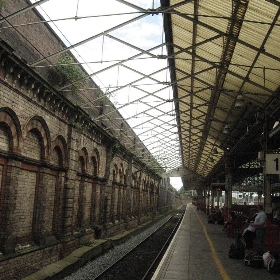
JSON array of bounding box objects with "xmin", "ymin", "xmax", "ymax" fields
[
  {"xmin": 113, "ymin": 164, "xmax": 118, "ymax": 182},
  {"xmin": 22, "ymin": 129, "xmax": 43, "ymax": 160},
  {"xmin": 50, "ymin": 141, "xmax": 66, "ymax": 239},
  {"xmin": 91, "ymin": 156, "xmax": 98, "ymax": 176},
  {"xmin": 0, "ymin": 125, "xmax": 11, "ymax": 152},
  {"xmin": 0, "ymin": 123, "xmax": 11, "ymax": 251},
  {"xmin": 78, "ymin": 156, "xmax": 86, "ymax": 173}
]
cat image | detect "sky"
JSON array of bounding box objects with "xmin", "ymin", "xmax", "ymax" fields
[
  {"xmin": 29, "ymin": 0, "xmax": 183, "ymax": 188},
  {"xmin": 170, "ymin": 177, "xmax": 183, "ymax": 191}
]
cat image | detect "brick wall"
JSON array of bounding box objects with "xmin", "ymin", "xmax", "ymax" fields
[
  {"xmin": 15, "ymin": 169, "xmax": 37, "ymax": 242},
  {"xmin": 0, "ymin": 1, "xmax": 164, "ymax": 278},
  {"xmin": 0, "ymin": 127, "xmax": 9, "ymax": 151},
  {"xmin": 0, "ymin": 243, "xmax": 62, "ymax": 279},
  {"xmin": 42, "ymin": 173, "xmax": 57, "ymax": 234},
  {"xmin": 84, "ymin": 181, "xmax": 92, "ymax": 225},
  {"xmin": 22, "ymin": 130, "xmax": 41, "ymax": 160}
]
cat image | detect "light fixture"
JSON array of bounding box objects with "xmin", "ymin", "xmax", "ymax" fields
[
  {"xmin": 269, "ymin": 120, "xmax": 280, "ymax": 138},
  {"xmin": 211, "ymin": 147, "xmax": 218, "ymax": 155},
  {"xmin": 273, "ymin": 120, "xmax": 279, "ymax": 129},
  {"xmin": 234, "ymin": 94, "xmax": 246, "ymax": 109},
  {"xmin": 223, "ymin": 125, "xmax": 230, "ymax": 134}
]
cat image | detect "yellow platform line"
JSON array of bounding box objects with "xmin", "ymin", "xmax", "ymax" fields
[{"xmin": 194, "ymin": 208, "xmax": 231, "ymax": 280}]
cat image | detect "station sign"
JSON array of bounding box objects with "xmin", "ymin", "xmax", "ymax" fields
[{"xmin": 266, "ymin": 153, "xmax": 280, "ymax": 174}]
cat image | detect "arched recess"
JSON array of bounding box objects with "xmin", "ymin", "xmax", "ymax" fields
[
  {"xmin": 49, "ymin": 135, "xmax": 68, "ymax": 239},
  {"xmin": 124, "ymin": 169, "xmax": 128, "ymax": 185},
  {"xmin": 142, "ymin": 178, "xmax": 146, "ymax": 190},
  {"xmin": 78, "ymin": 148, "xmax": 88, "ymax": 173},
  {"xmin": 90, "ymin": 148, "xmax": 100, "ymax": 176},
  {"xmin": 89, "ymin": 148, "xmax": 101, "ymax": 226},
  {"xmin": 50, "ymin": 135, "xmax": 68, "ymax": 168},
  {"xmin": 0, "ymin": 107, "xmax": 21, "ymax": 153},
  {"xmin": 131, "ymin": 171, "xmax": 141, "ymax": 217},
  {"xmin": 113, "ymin": 164, "xmax": 118, "ymax": 182},
  {"xmin": 10, "ymin": 116, "xmax": 51, "ymax": 245},
  {"xmin": 150, "ymin": 181, "xmax": 156, "ymax": 212},
  {"xmin": 75, "ymin": 148, "xmax": 90, "ymax": 229},
  {"xmin": 21, "ymin": 116, "xmax": 51, "ymax": 161},
  {"xmin": 110, "ymin": 164, "xmax": 119, "ymax": 223},
  {"xmin": 0, "ymin": 108, "xmax": 21, "ymax": 250},
  {"xmin": 118, "ymin": 163, "xmax": 125, "ymax": 221},
  {"xmin": 142, "ymin": 178, "xmax": 146, "ymax": 213},
  {"xmin": 119, "ymin": 163, "xmax": 124, "ymax": 184}
]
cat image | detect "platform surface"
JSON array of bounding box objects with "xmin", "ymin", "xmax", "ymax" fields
[{"xmin": 152, "ymin": 203, "xmax": 279, "ymax": 280}]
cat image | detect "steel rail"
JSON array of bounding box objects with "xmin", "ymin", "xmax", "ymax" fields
[{"xmin": 94, "ymin": 211, "xmax": 184, "ymax": 280}]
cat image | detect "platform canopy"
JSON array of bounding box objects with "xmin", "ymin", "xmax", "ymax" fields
[{"xmin": 162, "ymin": 0, "xmax": 280, "ymax": 188}]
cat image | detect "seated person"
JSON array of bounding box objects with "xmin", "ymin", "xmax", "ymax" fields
[
  {"xmin": 242, "ymin": 223, "xmax": 255, "ymax": 249},
  {"xmin": 242, "ymin": 213, "xmax": 257, "ymax": 249}
]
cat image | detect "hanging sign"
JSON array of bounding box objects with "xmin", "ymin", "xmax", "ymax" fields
[{"xmin": 266, "ymin": 153, "xmax": 280, "ymax": 174}]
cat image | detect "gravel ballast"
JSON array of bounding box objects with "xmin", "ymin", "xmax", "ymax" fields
[{"xmin": 63, "ymin": 216, "xmax": 172, "ymax": 280}]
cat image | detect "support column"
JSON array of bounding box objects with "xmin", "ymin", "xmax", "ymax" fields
[
  {"xmin": 62, "ymin": 173, "xmax": 76, "ymax": 237},
  {"xmin": 217, "ymin": 190, "xmax": 220, "ymax": 209},
  {"xmin": 34, "ymin": 167, "xmax": 59, "ymax": 245},
  {"xmin": 211, "ymin": 189, "xmax": 215, "ymax": 212},
  {"xmin": 206, "ymin": 187, "xmax": 210, "ymax": 214},
  {"xmin": 103, "ymin": 143, "xmax": 113, "ymax": 228},
  {"xmin": 262, "ymin": 134, "xmax": 271, "ymax": 214},
  {"xmin": 224, "ymin": 154, "xmax": 234, "ymax": 220},
  {"xmin": 104, "ymin": 195, "xmax": 110, "ymax": 225},
  {"xmin": 1, "ymin": 159, "xmax": 21, "ymax": 254},
  {"xmin": 264, "ymin": 173, "xmax": 271, "ymax": 211},
  {"xmin": 110, "ymin": 184, "xmax": 115, "ymax": 224},
  {"xmin": 225, "ymin": 173, "xmax": 233, "ymax": 219},
  {"xmin": 203, "ymin": 188, "xmax": 206, "ymax": 212},
  {"xmin": 63, "ymin": 123, "xmax": 76, "ymax": 237},
  {"xmin": 126, "ymin": 158, "xmax": 132, "ymax": 220},
  {"xmin": 137, "ymin": 182, "xmax": 141, "ymax": 224}
]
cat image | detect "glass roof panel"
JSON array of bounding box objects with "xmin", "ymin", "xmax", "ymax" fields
[{"xmin": 7, "ymin": 0, "xmax": 274, "ymax": 181}]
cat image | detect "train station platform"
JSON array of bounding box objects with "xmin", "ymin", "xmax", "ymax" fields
[{"xmin": 152, "ymin": 203, "xmax": 279, "ymax": 280}]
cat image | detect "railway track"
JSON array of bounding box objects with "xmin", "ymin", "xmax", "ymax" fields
[{"xmin": 94, "ymin": 208, "xmax": 185, "ymax": 280}]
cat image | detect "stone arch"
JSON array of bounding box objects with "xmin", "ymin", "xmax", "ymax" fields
[
  {"xmin": 137, "ymin": 173, "xmax": 141, "ymax": 188},
  {"xmin": 142, "ymin": 178, "xmax": 146, "ymax": 190},
  {"xmin": 78, "ymin": 148, "xmax": 88, "ymax": 173},
  {"xmin": 90, "ymin": 148, "xmax": 100, "ymax": 176},
  {"xmin": 0, "ymin": 107, "xmax": 21, "ymax": 153},
  {"xmin": 132, "ymin": 172, "xmax": 137, "ymax": 188},
  {"xmin": 50, "ymin": 135, "xmax": 67, "ymax": 167},
  {"xmin": 124, "ymin": 169, "xmax": 128, "ymax": 185},
  {"xmin": 150, "ymin": 181, "xmax": 155, "ymax": 192},
  {"xmin": 48, "ymin": 135, "xmax": 67, "ymax": 240},
  {"xmin": 119, "ymin": 163, "xmax": 124, "ymax": 184},
  {"xmin": 21, "ymin": 116, "xmax": 51, "ymax": 161},
  {"xmin": 113, "ymin": 164, "xmax": 118, "ymax": 182}
]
